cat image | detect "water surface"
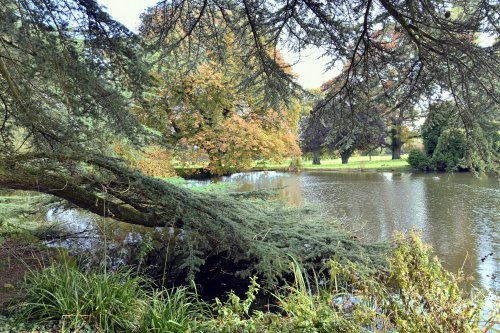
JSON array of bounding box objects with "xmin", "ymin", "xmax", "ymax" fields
[{"xmin": 196, "ymin": 171, "xmax": 499, "ymax": 291}]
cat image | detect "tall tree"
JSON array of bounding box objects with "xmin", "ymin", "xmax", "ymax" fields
[
  {"xmin": 300, "ymin": 109, "xmax": 329, "ymax": 165},
  {"xmin": 133, "ymin": 53, "xmax": 301, "ymax": 175},
  {"xmin": 422, "ymin": 100, "xmax": 459, "ymax": 156},
  {"xmin": 0, "ymin": 0, "xmax": 149, "ymax": 157},
  {"xmin": 0, "ymin": 0, "xmax": 383, "ymax": 284},
  {"xmin": 302, "ymin": 78, "xmax": 387, "ymax": 164}
]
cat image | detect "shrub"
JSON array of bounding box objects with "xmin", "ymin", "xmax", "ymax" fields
[
  {"xmin": 430, "ymin": 128, "xmax": 467, "ymax": 171},
  {"xmin": 202, "ymin": 231, "xmax": 493, "ymax": 333},
  {"xmin": 407, "ymin": 149, "xmax": 429, "ymax": 170},
  {"xmin": 288, "ymin": 157, "xmax": 303, "ymax": 171},
  {"xmin": 387, "ymin": 230, "xmax": 485, "ymax": 332},
  {"xmin": 8, "ymin": 233, "xmax": 495, "ymax": 333}
]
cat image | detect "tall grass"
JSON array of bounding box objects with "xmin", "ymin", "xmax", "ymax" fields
[
  {"xmin": 201, "ymin": 230, "xmax": 498, "ymax": 333},
  {"xmin": 140, "ymin": 287, "xmax": 206, "ymax": 333},
  {"xmin": 14, "ymin": 262, "xmax": 207, "ymax": 333},
  {"xmin": 17, "ymin": 263, "xmax": 148, "ymax": 332}
]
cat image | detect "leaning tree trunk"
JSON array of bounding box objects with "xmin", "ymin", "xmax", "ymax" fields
[
  {"xmin": 0, "ymin": 152, "xmax": 387, "ymax": 286},
  {"xmin": 312, "ymin": 150, "xmax": 321, "ymax": 165}
]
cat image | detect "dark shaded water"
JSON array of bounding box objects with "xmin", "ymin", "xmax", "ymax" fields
[{"xmin": 192, "ymin": 171, "xmax": 499, "ymax": 291}]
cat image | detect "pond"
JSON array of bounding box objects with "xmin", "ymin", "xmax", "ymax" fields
[{"xmin": 189, "ymin": 171, "xmax": 499, "ymax": 292}]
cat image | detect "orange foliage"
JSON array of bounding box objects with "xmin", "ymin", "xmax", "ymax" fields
[
  {"xmin": 178, "ymin": 113, "xmax": 300, "ymax": 175},
  {"xmin": 135, "ymin": 60, "xmax": 301, "ymax": 175},
  {"xmin": 113, "ymin": 143, "xmax": 176, "ymax": 178}
]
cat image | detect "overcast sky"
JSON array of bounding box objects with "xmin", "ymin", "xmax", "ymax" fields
[{"xmin": 98, "ymin": 0, "xmax": 338, "ymax": 89}]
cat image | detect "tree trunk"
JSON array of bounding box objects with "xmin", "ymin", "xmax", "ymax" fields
[
  {"xmin": 312, "ymin": 151, "xmax": 321, "ymax": 165},
  {"xmin": 392, "ymin": 144, "xmax": 402, "ymax": 160},
  {"xmin": 341, "ymin": 151, "xmax": 350, "ymax": 164},
  {"xmin": 390, "ymin": 126, "xmax": 403, "ymax": 160}
]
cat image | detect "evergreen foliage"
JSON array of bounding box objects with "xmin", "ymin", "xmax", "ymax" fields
[
  {"xmin": 407, "ymin": 148, "xmax": 429, "ymax": 170},
  {"xmin": 0, "ymin": 0, "xmax": 151, "ymax": 156},
  {"xmin": 430, "ymin": 128, "xmax": 467, "ymax": 171},
  {"xmin": 0, "ymin": 0, "xmax": 498, "ymax": 305},
  {"xmin": 416, "ymin": 101, "xmax": 472, "ymax": 171},
  {"xmin": 422, "ymin": 101, "xmax": 458, "ymax": 157}
]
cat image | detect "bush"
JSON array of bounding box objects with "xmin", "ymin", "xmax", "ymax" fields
[
  {"xmin": 288, "ymin": 157, "xmax": 303, "ymax": 171},
  {"xmin": 430, "ymin": 128, "xmax": 467, "ymax": 171},
  {"xmin": 201, "ymin": 231, "xmax": 493, "ymax": 333},
  {"xmin": 7, "ymin": 233, "xmax": 495, "ymax": 332},
  {"xmin": 407, "ymin": 149, "xmax": 429, "ymax": 170},
  {"xmin": 387, "ymin": 231, "xmax": 485, "ymax": 332}
]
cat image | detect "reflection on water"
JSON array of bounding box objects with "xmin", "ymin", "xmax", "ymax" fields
[
  {"xmin": 41, "ymin": 171, "xmax": 498, "ymax": 292},
  {"xmin": 45, "ymin": 207, "xmax": 174, "ymax": 269},
  {"xmin": 200, "ymin": 171, "xmax": 499, "ymax": 291}
]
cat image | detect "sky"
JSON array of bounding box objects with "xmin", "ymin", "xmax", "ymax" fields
[{"xmin": 97, "ymin": 0, "xmax": 338, "ymax": 89}]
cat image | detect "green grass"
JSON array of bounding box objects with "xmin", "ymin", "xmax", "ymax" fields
[
  {"xmin": 16, "ymin": 263, "xmax": 148, "ymax": 332},
  {"xmin": 140, "ymin": 287, "xmax": 206, "ymax": 333},
  {"xmin": 0, "ymin": 191, "xmax": 55, "ymax": 242},
  {"xmin": 255, "ymin": 154, "xmax": 410, "ymax": 171},
  {"xmin": 171, "ymin": 155, "xmax": 410, "ymax": 175}
]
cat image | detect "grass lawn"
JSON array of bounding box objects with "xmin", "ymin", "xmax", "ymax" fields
[
  {"xmin": 255, "ymin": 154, "xmax": 410, "ymax": 171},
  {"xmin": 172, "ymin": 155, "xmax": 410, "ymax": 175}
]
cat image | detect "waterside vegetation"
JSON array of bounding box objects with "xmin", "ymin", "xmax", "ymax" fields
[{"xmin": 0, "ymin": 231, "xmax": 496, "ymax": 333}]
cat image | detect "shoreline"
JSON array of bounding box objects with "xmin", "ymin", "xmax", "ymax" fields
[
  {"xmin": 175, "ymin": 165, "xmax": 412, "ymax": 179},
  {"xmin": 175, "ymin": 156, "xmax": 412, "ymax": 178},
  {"xmin": 251, "ymin": 166, "xmax": 411, "ymax": 173}
]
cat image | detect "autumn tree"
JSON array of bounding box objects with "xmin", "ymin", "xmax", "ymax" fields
[
  {"xmin": 134, "ymin": 7, "xmax": 303, "ymax": 175},
  {"xmin": 134, "ymin": 60, "xmax": 301, "ymax": 175}
]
